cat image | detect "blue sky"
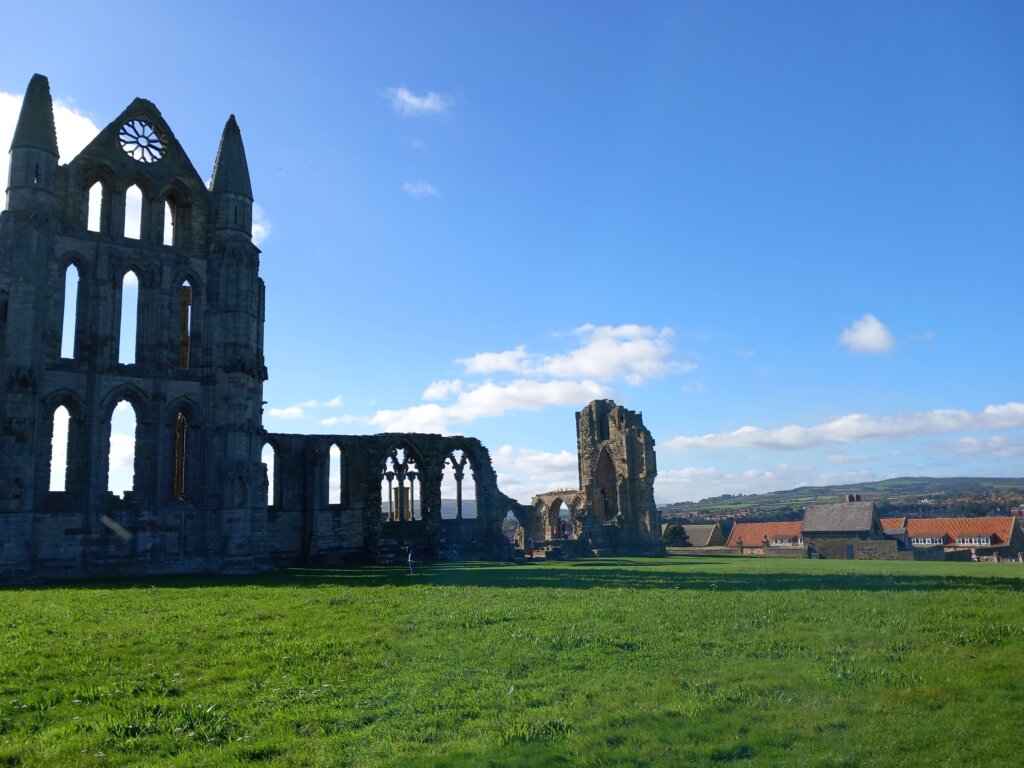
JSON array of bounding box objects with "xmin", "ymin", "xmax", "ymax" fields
[{"xmin": 3, "ymin": 1, "xmax": 1023, "ymax": 502}]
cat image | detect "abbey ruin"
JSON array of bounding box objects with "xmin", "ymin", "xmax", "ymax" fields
[{"xmin": 0, "ymin": 75, "xmax": 663, "ymax": 582}]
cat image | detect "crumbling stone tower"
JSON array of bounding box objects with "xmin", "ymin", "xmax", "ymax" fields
[
  {"xmin": 0, "ymin": 74, "xmax": 269, "ymax": 580},
  {"xmin": 576, "ymin": 399, "xmax": 662, "ymax": 553}
]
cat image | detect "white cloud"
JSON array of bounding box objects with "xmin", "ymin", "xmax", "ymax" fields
[
  {"xmin": 422, "ymin": 379, "xmax": 463, "ymax": 401},
  {"xmin": 940, "ymin": 435, "xmax": 1024, "ymax": 459},
  {"xmin": 386, "ymin": 87, "xmax": 451, "ymax": 117},
  {"xmin": 539, "ymin": 324, "xmax": 692, "ymax": 385},
  {"xmin": 458, "ymin": 346, "xmax": 530, "ymax": 375},
  {"xmin": 491, "ymin": 445, "xmax": 580, "ymax": 504},
  {"xmin": 402, "ymin": 180, "xmax": 440, "ymax": 197},
  {"xmin": 268, "ymin": 406, "xmax": 304, "ymax": 419},
  {"xmin": 252, "ymin": 202, "xmax": 271, "ymax": 246},
  {"xmin": 457, "ymin": 325, "xmax": 694, "ymax": 385},
  {"xmin": 665, "ymin": 402, "xmax": 1024, "ymax": 451},
  {"xmin": 839, "ymin": 313, "xmax": 895, "ymax": 354},
  {"xmin": 369, "ymin": 379, "xmax": 613, "ymax": 434}
]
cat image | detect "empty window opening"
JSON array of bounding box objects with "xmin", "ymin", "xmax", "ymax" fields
[
  {"xmin": 163, "ymin": 199, "xmax": 176, "ymax": 246},
  {"xmin": 171, "ymin": 412, "xmax": 187, "ymax": 500},
  {"xmin": 442, "ymin": 449, "xmax": 476, "ymax": 519},
  {"xmin": 261, "ymin": 443, "xmax": 276, "ymax": 506},
  {"xmin": 502, "ymin": 510, "xmax": 524, "ymax": 547},
  {"xmin": 87, "ymin": 182, "xmax": 103, "ymax": 232},
  {"xmin": 233, "ymin": 206, "xmax": 238, "ymax": 225},
  {"xmin": 108, "ymin": 399, "xmax": 137, "ymax": 498},
  {"xmin": 60, "ymin": 263, "xmax": 79, "ymax": 359},
  {"xmin": 177, "ymin": 281, "xmax": 193, "ymax": 368},
  {"xmin": 118, "ymin": 270, "xmax": 139, "ymax": 365},
  {"xmin": 381, "ymin": 447, "xmax": 421, "ymax": 522},
  {"xmin": 49, "ymin": 405, "xmax": 70, "ymax": 492},
  {"xmin": 329, "ymin": 444, "xmax": 342, "ymax": 505},
  {"xmin": 124, "ymin": 184, "xmax": 143, "ymax": 239},
  {"xmin": 546, "ymin": 500, "xmax": 573, "ymax": 540}
]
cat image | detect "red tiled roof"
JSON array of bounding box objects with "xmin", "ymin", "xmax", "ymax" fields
[
  {"xmin": 881, "ymin": 517, "xmax": 906, "ymax": 530},
  {"xmin": 727, "ymin": 520, "xmax": 803, "ymax": 548},
  {"xmin": 905, "ymin": 517, "xmax": 1017, "ymax": 547}
]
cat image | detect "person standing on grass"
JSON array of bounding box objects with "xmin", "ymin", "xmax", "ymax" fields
[{"xmin": 407, "ymin": 544, "xmax": 415, "ymax": 575}]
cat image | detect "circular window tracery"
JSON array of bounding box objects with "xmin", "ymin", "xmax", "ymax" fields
[{"xmin": 118, "ymin": 119, "xmax": 165, "ymax": 163}]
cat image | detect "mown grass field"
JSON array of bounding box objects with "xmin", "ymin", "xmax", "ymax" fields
[{"xmin": 2, "ymin": 557, "xmax": 1023, "ymax": 767}]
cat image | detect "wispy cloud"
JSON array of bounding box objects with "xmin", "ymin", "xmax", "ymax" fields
[
  {"xmin": 938, "ymin": 435, "xmax": 1024, "ymax": 459},
  {"xmin": 491, "ymin": 445, "xmax": 580, "ymax": 503},
  {"xmin": 299, "ymin": 396, "xmax": 343, "ymax": 409},
  {"xmin": 369, "ymin": 379, "xmax": 613, "ymax": 434},
  {"xmin": 268, "ymin": 406, "xmax": 304, "ymax": 419},
  {"xmin": 386, "ymin": 87, "xmax": 451, "ymax": 117},
  {"xmin": 839, "ymin": 313, "xmax": 894, "ymax": 354},
  {"xmin": 665, "ymin": 402, "xmax": 1024, "ymax": 451},
  {"xmin": 458, "ymin": 347, "xmax": 529, "ymax": 375},
  {"xmin": 457, "ymin": 325, "xmax": 695, "ymax": 385},
  {"xmin": 422, "ymin": 379, "xmax": 463, "ymax": 401},
  {"xmin": 402, "ymin": 180, "xmax": 440, "ymax": 197}
]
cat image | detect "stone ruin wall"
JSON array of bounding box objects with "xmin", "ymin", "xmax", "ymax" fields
[
  {"xmin": 531, "ymin": 400, "xmax": 663, "ymax": 556},
  {"xmin": 264, "ymin": 433, "xmax": 529, "ymax": 566}
]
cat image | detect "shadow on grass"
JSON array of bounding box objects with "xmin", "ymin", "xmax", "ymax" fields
[
  {"xmin": 14, "ymin": 557, "xmax": 1024, "ymax": 593},
  {"xmin": 286, "ymin": 562, "xmax": 1024, "ymax": 593}
]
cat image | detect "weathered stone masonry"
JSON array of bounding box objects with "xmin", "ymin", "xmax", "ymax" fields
[
  {"xmin": 0, "ymin": 75, "xmax": 536, "ymax": 582},
  {"xmin": 531, "ymin": 400, "xmax": 663, "ymax": 555}
]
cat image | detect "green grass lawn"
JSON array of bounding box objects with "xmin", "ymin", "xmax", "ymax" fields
[{"xmin": 2, "ymin": 557, "xmax": 1024, "ymax": 767}]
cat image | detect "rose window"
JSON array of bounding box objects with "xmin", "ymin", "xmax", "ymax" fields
[{"xmin": 118, "ymin": 119, "xmax": 165, "ymax": 163}]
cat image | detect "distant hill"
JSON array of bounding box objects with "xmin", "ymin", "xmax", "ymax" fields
[
  {"xmin": 660, "ymin": 477, "xmax": 1024, "ymax": 521},
  {"xmin": 440, "ymin": 499, "xmax": 478, "ymax": 519}
]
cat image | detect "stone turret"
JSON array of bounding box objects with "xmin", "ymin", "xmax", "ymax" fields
[
  {"xmin": 6, "ymin": 74, "xmax": 59, "ymax": 212},
  {"xmin": 205, "ymin": 113, "xmax": 268, "ymax": 571},
  {"xmin": 210, "ymin": 115, "xmax": 253, "ymax": 237}
]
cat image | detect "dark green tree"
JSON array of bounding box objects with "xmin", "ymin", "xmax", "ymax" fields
[{"xmin": 662, "ymin": 525, "xmax": 691, "ymax": 547}]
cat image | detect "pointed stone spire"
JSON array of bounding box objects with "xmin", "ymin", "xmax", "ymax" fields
[
  {"xmin": 210, "ymin": 115, "xmax": 252, "ymax": 200},
  {"xmin": 11, "ymin": 74, "xmax": 58, "ymax": 155}
]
